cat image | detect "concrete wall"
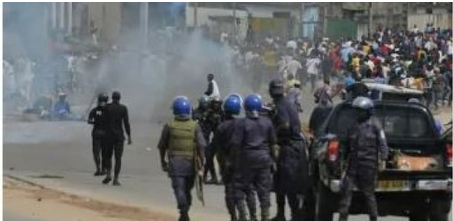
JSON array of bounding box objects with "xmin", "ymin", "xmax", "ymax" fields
[
  {"xmin": 185, "ymin": 6, "xmax": 249, "ymax": 40},
  {"xmin": 87, "ymin": 2, "xmax": 122, "ymax": 46},
  {"xmin": 185, "ymin": 6, "xmax": 248, "ymax": 27},
  {"xmin": 243, "ymin": 4, "xmax": 300, "ymax": 18},
  {"xmin": 408, "ymin": 14, "xmax": 453, "ymax": 29}
]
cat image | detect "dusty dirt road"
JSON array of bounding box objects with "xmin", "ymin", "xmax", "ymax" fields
[{"xmin": 4, "ymin": 177, "xmax": 174, "ymax": 221}]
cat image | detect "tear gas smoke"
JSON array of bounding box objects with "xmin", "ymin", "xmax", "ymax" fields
[{"xmin": 3, "ymin": 3, "xmax": 252, "ymax": 123}]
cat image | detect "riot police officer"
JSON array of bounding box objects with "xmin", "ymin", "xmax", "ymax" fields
[
  {"xmin": 338, "ymin": 96, "xmax": 388, "ymax": 221},
  {"xmin": 192, "ymin": 95, "xmax": 210, "ymax": 125},
  {"xmin": 192, "ymin": 95, "xmax": 211, "ymax": 146},
  {"xmin": 204, "ymin": 96, "xmax": 224, "ymax": 184},
  {"xmin": 268, "ymin": 79, "xmax": 309, "ymax": 221},
  {"xmin": 231, "ymin": 94, "xmax": 278, "ymax": 221},
  {"xmin": 157, "ymin": 96, "xmax": 206, "ymax": 221},
  {"xmin": 87, "ymin": 93, "xmax": 109, "ymax": 176},
  {"xmin": 214, "ymin": 94, "xmax": 258, "ymax": 221}
]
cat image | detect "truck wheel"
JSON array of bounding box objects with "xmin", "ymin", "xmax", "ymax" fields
[
  {"xmin": 429, "ymin": 200, "xmax": 451, "ymax": 221},
  {"xmin": 315, "ymin": 181, "xmax": 334, "ymax": 221}
]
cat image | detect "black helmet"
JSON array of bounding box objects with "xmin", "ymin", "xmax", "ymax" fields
[
  {"xmin": 269, "ymin": 79, "xmax": 285, "ymax": 97},
  {"xmin": 98, "ymin": 93, "xmax": 109, "ymax": 103},
  {"xmin": 198, "ymin": 95, "xmax": 210, "ymax": 108},
  {"xmin": 210, "ymin": 96, "xmax": 222, "ymax": 105},
  {"xmin": 112, "ymin": 91, "xmax": 121, "ymax": 101}
]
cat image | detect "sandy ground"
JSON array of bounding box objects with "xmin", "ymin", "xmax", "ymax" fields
[{"xmin": 3, "ymin": 177, "xmax": 173, "ymax": 221}]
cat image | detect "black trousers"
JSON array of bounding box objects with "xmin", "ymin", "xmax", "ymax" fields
[
  {"xmin": 92, "ymin": 137, "xmax": 103, "ymax": 171},
  {"xmin": 338, "ymin": 167, "xmax": 378, "ymax": 221},
  {"xmin": 204, "ymin": 144, "xmax": 218, "ymax": 181},
  {"xmin": 171, "ymin": 175, "xmax": 195, "ymax": 213},
  {"xmin": 102, "ymin": 139, "xmax": 124, "ymax": 179}
]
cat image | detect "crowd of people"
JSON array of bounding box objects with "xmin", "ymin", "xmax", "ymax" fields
[{"xmin": 228, "ymin": 24, "xmax": 452, "ymax": 110}]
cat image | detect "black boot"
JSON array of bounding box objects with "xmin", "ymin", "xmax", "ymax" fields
[
  {"xmin": 102, "ymin": 171, "xmax": 112, "ymax": 184},
  {"xmin": 229, "ymin": 212, "xmax": 237, "ymax": 221},
  {"xmin": 271, "ymin": 207, "xmax": 285, "ymax": 221},
  {"xmin": 178, "ymin": 211, "xmax": 190, "ymax": 221},
  {"xmin": 249, "ymin": 213, "xmax": 258, "ymax": 221},
  {"xmin": 112, "ymin": 179, "xmax": 121, "ymax": 186},
  {"xmin": 237, "ymin": 201, "xmax": 248, "ymax": 221},
  {"xmin": 261, "ymin": 208, "xmax": 271, "ymax": 221},
  {"xmin": 338, "ymin": 213, "xmax": 348, "ymax": 221}
]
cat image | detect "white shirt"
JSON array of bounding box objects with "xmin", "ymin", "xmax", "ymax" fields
[
  {"xmin": 306, "ymin": 58, "xmax": 321, "ymax": 75},
  {"xmin": 210, "ymin": 80, "xmax": 220, "ymax": 99},
  {"xmin": 286, "ymin": 40, "xmax": 297, "ymax": 50},
  {"xmin": 286, "ymin": 59, "xmax": 302, "ymax": 76}
]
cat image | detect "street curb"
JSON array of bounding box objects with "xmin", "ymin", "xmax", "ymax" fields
[
  {"xmin": 4, "ymin": 173, "xmax": 177, "ymax": 221},
  {"xmin": 5, "ymin": 174, "xmax": 47, "ymax": 189}
]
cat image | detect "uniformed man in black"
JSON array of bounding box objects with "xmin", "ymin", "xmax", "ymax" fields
[
  {"xmin": 158, "ymin": 96, "xmax": 206, "ymax": 221},
  {"xmin": 231, "ymin": 94, "xmax": 278, "ymax": 221},
  {"xmin": 102, "ymin": 91, "xmax": 131, "ymax": 186},
  {"xmin": 338, "ymin": 96, "xmax": 388, "ymax": 221},
  {"xmin": 269, "ymin": 79, "xmax": 309, "ymax": 221},
  {"xmin": 214, "ymin": 94, "xmax": 258, "ymax": 221},
  {"xmin": 203, "ymin": 96, "xmax": 224, "ymax": 184},
  {"xmin": 88, "ymin": 93, "xmax": 109, "ymax": 176},
  {"xmin": 192, "ymin": 95, "xmax": 211, "ymax": 142}
]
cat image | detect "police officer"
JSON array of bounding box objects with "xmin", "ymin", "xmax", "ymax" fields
[
  {"xmin": 192, "ymin": 95, "xmax": 210, "ymax": 124},
  {"xmin": 192, "ymin": 95, "xmax": 211, "ymax": 144},
  {"xmin": 268, "ymin": 79, "xmax": 309, "ymax": 221},
  {"xmin": 338, "ymin": 96, "xmax": 388, "ymax": 221},
  {"xmin": 203, "ymin": 96, "xmax": 224, "ymax": 184},
  {"xmin": 102, "ymin": 91, "xmax": 131, "ymax": 186},
  {"xmin": 214, "ymin": 94, "xmax": 258, "ymax": 221},
  {"xmin": 88, "ymin": 93, "xmax": 109, "ymax": 176},
  {"xmin": 157, "ymin": 96, "xmax": 206, "ymax": 221},
  {"xmin": 231, "ymin": 94, "xmax": 278, "ymax": 221}
]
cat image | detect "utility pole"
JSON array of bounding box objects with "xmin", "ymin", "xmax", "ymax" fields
[
  {"xmin": 67, "ymin": 2, "xmax": 72, "ymax": 35},
  {"xmin": 140, "ymin": 2, "xmax": 149, "ymax": 48},
  {"xmin": 301, "ymin": 2, "xmax": 305, "ymax": 38},
  {"xmin": 233, "ymin": 2, "xmax": 237, "ymax": 42},
  {"xmin": 194, "ymin": 2, "xmax": 198, "ymax": 27},
  {"xmin": 59, "ymin": 2, "xmax": 65, "ymax": 30},
  {"xmin": 368, "ymin": 2, "xmax": 373, "ymax": 36},
  {"xmin": 51, "ymin": 3, "xmax": 57, "ymax": 29},
  {"xmin": 139, "ymin": 2, "xmax": 149, "ymax": 77}
]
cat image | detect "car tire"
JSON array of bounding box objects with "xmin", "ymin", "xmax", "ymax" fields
[
  {"xmin": 315, "ymin": 180, "xmax": 334, "ymax": 221},
  {"xmin": 429, "ymin": 200, "xmax": 451, "ymax": 221}
]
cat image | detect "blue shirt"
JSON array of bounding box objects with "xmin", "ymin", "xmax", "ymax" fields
[
  {"xmin": 344, "ymin": 75, "xmax": 355, "ymax": 88},
  {"xmin": 53, "ymin": 100, "xmax": 70, "ymax": 115}
]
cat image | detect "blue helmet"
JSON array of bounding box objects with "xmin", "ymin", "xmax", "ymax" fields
[
  {"xmin": 172, "ymin": 96, "xmax": 191, "ymax": 117},
  {"xmin": 223, "ymin": 94, "xmax": 243, "ymax": 115},
  {"xmin": 244, "ymin": 94, "xmax": 262, "ymax": 112}
]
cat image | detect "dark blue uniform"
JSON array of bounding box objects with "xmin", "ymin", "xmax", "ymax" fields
[
  {"xmin": 272, "ymin": 97, "xmax": 309, "ymax": 221},
  {"xmin": 231, "ymin": 116, "xmax": 277, "ymax": 221},
  {"xmin": 203, "ymin": 107, "xmax": 224, "ymax": 183},
  {"xmin": 338, "ymin": 117, "xmax": 388, "ymax": 221},
  {"xmin": 157, "ymin": 120, "xmax": 206, "ymax": 215},
  {"xmin": 214, "ymin": 116, "xmax": 257, "ymax": 221}
]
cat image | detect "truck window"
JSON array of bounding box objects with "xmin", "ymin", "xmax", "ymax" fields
[{"xmin": 328, "ymin": 105, "xmax": 434, "ymax": 139}]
